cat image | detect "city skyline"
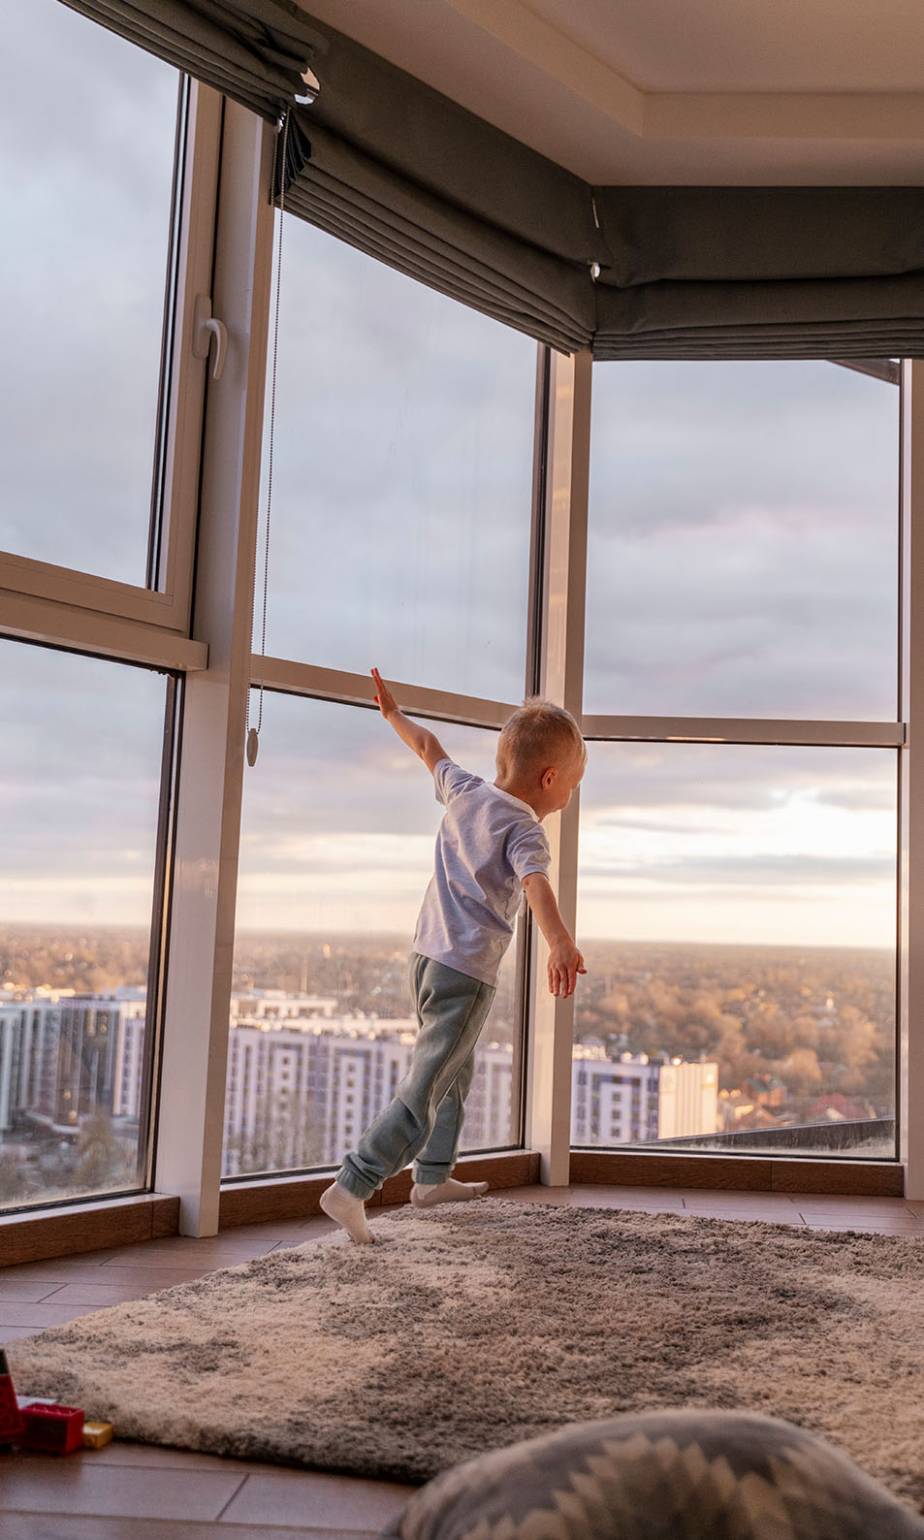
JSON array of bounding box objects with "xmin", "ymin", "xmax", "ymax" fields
[{"xmin": 1, "ymin": 926, "xmax": 893, "ymax": 1211}]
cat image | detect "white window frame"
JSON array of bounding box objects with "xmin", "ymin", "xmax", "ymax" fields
[
  {"xmin": 544, "ymin": 352, "xmax": 909, "ymax": 1180},
  {"xmin": 0, "ymin": 74, "xmax": 221, "ymax": 641}
]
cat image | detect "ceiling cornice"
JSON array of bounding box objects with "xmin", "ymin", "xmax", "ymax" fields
[{"xmin": 450, "ymin": 0, "xmax": 924, "ymax": 143}]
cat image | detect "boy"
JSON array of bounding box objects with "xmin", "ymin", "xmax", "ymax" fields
[{"xmin": 320, "ymin": 667, "xmax": 587, "ymax": 1244}]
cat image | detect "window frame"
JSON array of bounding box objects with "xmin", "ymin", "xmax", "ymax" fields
[
  {"xmin": 225, "ymin": 333, "xmax": 551, "ymax": 1179},
  {"xmin": 565, "ymin": 358, "xmax": 905, "ymax": 1165},
  {"xmin": 0, "ymin": 643, "xmax": 181, "ymax": 1218},
  {"xmin": 0, "ymin": 73, "xmax": 222, "ymax": 639}
]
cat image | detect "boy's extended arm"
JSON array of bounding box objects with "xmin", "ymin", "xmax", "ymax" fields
[
  {"xmin": 371, "ymin": 667, "xmax": 448, "ymax": 772},
  {"xmin": 522, "ymin": 872, "xmax": 587, "ymax": 998}
]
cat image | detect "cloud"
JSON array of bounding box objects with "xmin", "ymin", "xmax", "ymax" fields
[
  {"xmin": 0, "ymin": 5, "xmax": 902, "ymax": 946},
  {"xmin": 579, "ymin": 852, "xmax": 894, "ymax": 886}
]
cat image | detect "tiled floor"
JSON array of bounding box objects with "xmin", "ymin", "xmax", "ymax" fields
[{"xmin": 2, "ymin": 1182, "xmax": 923, "ymax": 1539}]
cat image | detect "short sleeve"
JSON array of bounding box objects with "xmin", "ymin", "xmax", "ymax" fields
[
  {"xmin": 433, "ymin": 757, "xmax": 483, "ymax": 807},
  {"xmin": 507, "ymin": 820, "xmax": 551, "ymax": 881}
]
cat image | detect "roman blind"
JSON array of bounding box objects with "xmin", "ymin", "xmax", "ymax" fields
[
  {"xmin": 592, "ymin": 187, "xmax": 924, "ymax": 359},
  {"xmin": 59, "ymin": 0, "xmax": 324, "ymax": 121},
  {"xmin": 279, "ymin": 20, "xmax": 604, "ymax": 354},
  {"xmin": 280, "ymin": 15, "xmax": 924, "ymax": 358},
  {"xmin": 66, "ymin": 2, "xmax": 924, "ymax": 357}
]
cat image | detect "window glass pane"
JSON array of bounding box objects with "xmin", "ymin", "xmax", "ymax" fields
[
  {"xmin": 257, "ymin": 222, "xmax": 535, "ymax": 702},
  {"xmin": 225, "ymin": 694, "xmax": 523, "ymax": 1179},
  {"xmin": 572, "ymin": 742, "xmax": 897, "ymax": 1157},
  {"xmin": 585, "ymin": 362, "xmax": 899, "ymax": 720},
  {"xmin": 0, "ymin": 1, "xmax": 179, "ymax": 584},
  {"xmin": 0, "ymin": 641, "xmax": 169, "ymax": 1211}
]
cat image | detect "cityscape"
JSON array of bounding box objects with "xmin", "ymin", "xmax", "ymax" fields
[{"xmin": 0, "ymin": 925, "xmax": 896, "ymax": 1208}]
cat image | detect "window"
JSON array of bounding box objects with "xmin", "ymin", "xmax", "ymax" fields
[
  {"xmin": 573, "ymin": 357, "xmax": 901, "ymax": 1162},
  {"xmin": 224, "ymin": 693, "xmax": 523, "ymax": 1179},
  {"xmin": 572, "ymin": 741, "xmax": 897, "ymax": 1157},
  {"xmin": 1, "ymin": 1, "xmax": 182, "ymax": 587},
  {"xmin": 0, "ymin": 639, "xmax": 172, "ymax": 1211},
  {"xmin": 254, "ymin": 221, "xmax": 535, "ymax": 703},
  {"xmin": 584, "ymin": 362, "xmax": 899, "ymax": 720}
]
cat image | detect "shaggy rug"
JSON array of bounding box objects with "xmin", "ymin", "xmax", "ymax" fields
[{"xmin": 9, "ymin": 1200, "xmax": 924, "ymax": 1503}]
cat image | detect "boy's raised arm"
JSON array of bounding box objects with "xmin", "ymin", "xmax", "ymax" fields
[{"xmin": 371, "ymin": 667, "xmax": 448, "ymax": 772}]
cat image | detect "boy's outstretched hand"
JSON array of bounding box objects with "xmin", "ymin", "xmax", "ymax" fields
[
  {"xmin": 548, "ymin": 939, "xmax": 587, "ymax": 999},
  {"xmin": 371, "ymin": 667, "xmax": 398, "ymax": 720}
]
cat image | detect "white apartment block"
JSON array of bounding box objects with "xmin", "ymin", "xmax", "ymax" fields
[
  {"xmin": 230, "ymin": 991, "xmax": 338, "ymax": 1023},
  {"xmin": 657, "ymin": 1059, "xmax": 720, "ymax": 1140},
  {"xmin": 571, "ymin": 1046, "xmax": 719, "ymax": 1146},
  {"xmin": 111, "ymin": 996, "xmax": 149, "ymax": 1119},
  {"xmin": 223, "ymin": 1015, "xmax": 418, "ymax": 1175},
  {"xmin": 0, "ymin": 989, "xmax": 147, "ymax": 1134}
]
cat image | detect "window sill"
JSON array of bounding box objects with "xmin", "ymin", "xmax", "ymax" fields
[
  {"xmin": 570, "ymin": 1148, "xmax": 903, "ymax": 1196},
  {"xmin": 1, "ymin": 1147, "xmax": 902, "ymax": 1269},
  {"xmin": 1, "ymin": 1193, "xmax": 180, "ymax": 1269}
]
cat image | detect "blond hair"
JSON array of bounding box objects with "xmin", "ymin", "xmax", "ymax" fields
[{"xmin": 496, "ymin": 697, "xmax": 585, "ymax": 779}]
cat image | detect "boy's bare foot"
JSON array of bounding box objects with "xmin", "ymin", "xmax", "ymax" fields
[
  {"xmin": 320, "ymin": 1181, "xmax": 375, "ymax": 1244},
  {"xmin": 411, "ymin": 1179, "xmax": 489, "ymax": 1208}
]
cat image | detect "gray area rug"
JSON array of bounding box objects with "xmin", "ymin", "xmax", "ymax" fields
[{"xmin": 9, "ymin": 1200, "xmax": 924, "ymax": 1502}]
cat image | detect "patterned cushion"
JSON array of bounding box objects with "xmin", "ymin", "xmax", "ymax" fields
[{"xmin": 380, "ymin": 1410, "xmax": 924, "ymax": 1540}]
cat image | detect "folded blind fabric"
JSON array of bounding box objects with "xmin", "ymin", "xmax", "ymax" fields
[
  {"xmin": 592, "ymin": 187, "xmax": 924, "ymax": 359},
  {"xmin": 60, "ymin": 0, "xmax": 324, "ymax": 121},
  {"xmin": 66, "ymin": 3, "xmax": 924, "ymax": 355},
  {"xmin": 283, "ymin": 117, "xmax": 597, "ymax": 354},
  {"xmin": 281, "ymin": 17, "xmax": 604, "ymax": 353},
  {"xmin": 286, "ymin": 24, "xmax": 924, "ymax": 358}
]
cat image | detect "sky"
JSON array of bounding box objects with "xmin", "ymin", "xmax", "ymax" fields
[{"xmin": 0, "ymin": 1, "xmax": 901, "ymax": 953}]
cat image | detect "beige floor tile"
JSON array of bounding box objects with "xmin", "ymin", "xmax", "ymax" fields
[
  {"xmin": 0, "ymin": 1461, "xmax": 246, "ymax": 1520},
  {"xmin": 570, "ymin": 1193, "xmax": 686, "ymax": 1211},
  {"xmin": 572, "ymin": 1184, "xmax": 689, "ymax": 1202},
  {"xmin": 219, "ymin": 1470, "xmax": 416, "ymax": 1530},
  {"xmin": 19, "ymin": 1265, "xmax": 220, "ymax": 1289},
  {"xmin": 0, "ymin": 1517, "xmax": 376, "ymax": 1540},
  {"xmin": 680, "ymin": 1194, "xmax": 803, "ymax": 1213},
  {"xmin": 801, "ymin": 1213, "xmax": 924, "ymax": 1233},
  {"xmin": 0, "ymin": 1324, "xmax": 42, "ymax": 1344},
  {"xmin": 792, "ymin": 1195, "xmax": 916, "ymax": 1214},
  {"xmin": 0, "ymin": 1279, "xmax": 68, "ymax": 1303},
  {"xmin": 87, "ymin": 1441, "xmax": 271, "ymax": 1474},
  {"xmin": 3, "ymin": 1248, "xmax": 116, "ymax": 1272},
  {"xmin": 97, "ymin": 1247, "xmax": 268, "ymax": 1269},
  {"xmin": 0, "ymin": 1301, "xmax": 88, "ymax": 1328},
  {"xmin": 218, "ymin": 1220, "xmax": 335, "ymax": 1242},
  {"xmin": 492, "ymin": 1185, "xmax": 578, "ymax": 1205},
  {"xmin": 37, "ymin": 1281, "xmax": 163, "ymax": 1307},
  {"xmin": 683, "ymin": 1209, "xmax": 807, "ymax": 1228}
]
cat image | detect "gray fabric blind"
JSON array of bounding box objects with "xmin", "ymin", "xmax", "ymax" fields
[
  {"xmin": 70, "ymin": 3, "xmax": 924, "ymax": 355},
  {"xmin": 281, "ymin": 19, "xmax": 604, "ymax": 354},
  {"xmin": 281, "ymin": 16, "xmax": 924, "ymax": 358},
  {"xmin": 60, "ymin": 0, "xmax": 324, "ymax": 121},
  {"xmin": 592, "ymin": 187, "xmax": 924, "ymax": 359},
  {"xmin": 283, "ymin": 117, "xmax": 597, "ymax": 355}
]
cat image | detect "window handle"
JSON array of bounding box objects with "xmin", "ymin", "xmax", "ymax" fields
[{"xmin": 192, "ymin": 293, "xmax": 228, "ymax": 380}]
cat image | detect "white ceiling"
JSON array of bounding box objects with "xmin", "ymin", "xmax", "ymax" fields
[{"xmin": 300, "ymin": 0, "xmax": 924, "ymax": 184}]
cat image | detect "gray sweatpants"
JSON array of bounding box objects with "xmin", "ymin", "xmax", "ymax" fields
[{"xmin": 335, "ymin": 951, "xmax": 496, "ymax": 1201}]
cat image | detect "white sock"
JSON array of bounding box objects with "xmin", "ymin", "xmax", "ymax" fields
[{"xmin": 411, "ymin": 1178, "xmax": 489, "ymax": 1209}]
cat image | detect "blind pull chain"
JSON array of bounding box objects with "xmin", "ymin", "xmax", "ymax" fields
[{"xmin": 247, "ymin": 107, "xmax": 290, "ymax": 769}]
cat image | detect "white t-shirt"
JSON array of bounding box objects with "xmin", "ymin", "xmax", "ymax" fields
[{"xmin": 412, "ymin": 757, "xmax": 552, "ymax": 988}]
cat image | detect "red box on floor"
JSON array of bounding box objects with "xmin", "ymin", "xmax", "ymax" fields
[{"xmin": 19, "ymin": 1403, "xmax": 85, "ymax": 1455}]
